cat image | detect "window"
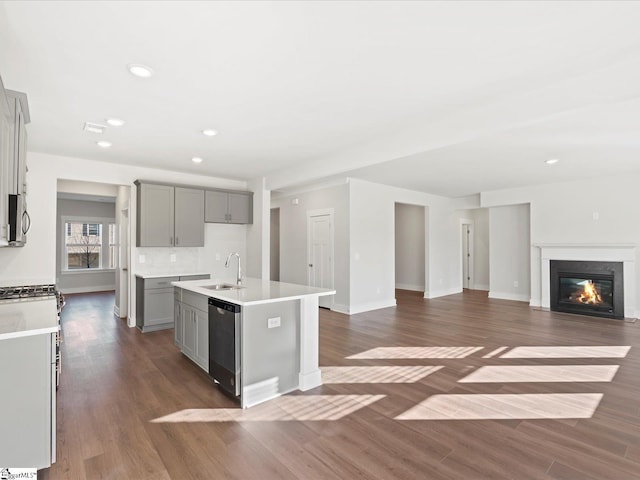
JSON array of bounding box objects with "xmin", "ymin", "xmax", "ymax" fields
[
  {"xmin": 108, "ymin": 224, "xmax": 117, "ymax": 269},
  {"xmin": 64, "ymin": 220, "xmax": 116, "ymax": 271}
]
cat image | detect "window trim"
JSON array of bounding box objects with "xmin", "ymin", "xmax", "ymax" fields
[{"xmin": 61, "ymin": 216, "xmax": 116, "ymax": 273}]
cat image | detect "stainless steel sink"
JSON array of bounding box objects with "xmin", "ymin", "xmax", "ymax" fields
[{"xmin": 201, "ymin": 283, "xmax": 244, "ymax": 291}]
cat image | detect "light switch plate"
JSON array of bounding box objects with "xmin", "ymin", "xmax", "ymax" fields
[
  {"xmin": 268, "ymin": 317, "xmax": 281, "ymax": 329},
  {"xmin": 139, "ymin": 255, "xmax": 145, "ymax": 264},
  {"xmin": 170, "ymin": 254, "xmax": 176, "ymax": 262}
]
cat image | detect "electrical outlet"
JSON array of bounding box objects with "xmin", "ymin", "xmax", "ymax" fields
[
  {"xmin": 593, "ymin": 212, "xmax": 599, "ymax": 220},
  {"xmin": 514, "ymin": 280, "xmax": 519, "ymax": 288},
  {"xmin": 139, "ymin": 255, "xmax": 145, "ymax": 264},
  {"xmin": 268, "ymin": 317, "xmax": 281, "ymax": 329},
  {"xmin": 170, "ymin": 254, "xmax": 176, "ymax": 262}
]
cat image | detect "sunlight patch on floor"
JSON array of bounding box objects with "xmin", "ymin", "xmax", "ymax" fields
[
  {"xmin": 150, "ymin": 394, "xmax": 385, "ymax": 423},
  {"xmin": 322, "ymin": 365, "xmax": 443, "ymax": 383},
  {"xmin": 458, "ymin": 365, "xmax": 620, "ymax": 383},
  {"xmin": 347, "ymin": 346, "xmax": 483, "ymax": 359},
  {"xmin": 395, "ymin": 393, "xmax": 604, "ymax": 420},
  {"xmin": 500, "ymin": 346, "xmax": 631, "ymax": 359}
]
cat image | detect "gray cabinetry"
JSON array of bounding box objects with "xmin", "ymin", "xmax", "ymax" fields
[
  {"xmin": 6, "ymin": 90, "xmax": 29, "ymax": 197},
  {"xmin": 174, "ymin": 289, "xmax": 209, "ymax": 372},
  {"xmin": 137, "ymin": 274, "xmax": 209, "ymax": 333},
  {"xmin": 174, "ymin": 187, "xmax": 205, "ymax": 246},
  {"xmin": 205, "ymin": 190, "xmax": 253, "ymax": 224},
  {"xmin": 0, "ymin": 77, "xmax": 12, "ymax": 246},
  {"xmin": 135, "ymin": 181, "xmax": 204, "ymax": 247},
  {"xmin": 136, "ymin": 276, "xmax": 179, "ymax": 332},
  {"xmin": 0, "ymin": 77, "xmax": 30, "ymax": 247},
  {"xmin": 0, "ymin": 333, "xmax": 55, "ymax": 469}
]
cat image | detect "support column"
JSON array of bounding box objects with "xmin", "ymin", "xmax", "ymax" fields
[{"xmin": 298, "ymin": 295, "xmax": 322, "ymax": 390}]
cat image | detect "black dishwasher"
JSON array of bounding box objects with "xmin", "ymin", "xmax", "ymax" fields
[{"xmin": 208, "ymin": 298, "xmax": 241, "ymax": 398}]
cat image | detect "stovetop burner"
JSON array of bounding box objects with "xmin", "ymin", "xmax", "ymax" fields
[{"xmin": 0, "ymin": 284, "xmax": 57, "ymax": 300}]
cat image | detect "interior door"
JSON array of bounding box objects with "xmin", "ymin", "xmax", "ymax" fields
[{"xmin": 308, "ymin": 213, "xmax": 333, "ymax": 309}]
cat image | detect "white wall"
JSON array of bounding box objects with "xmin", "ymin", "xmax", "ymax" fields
[
  {"xmin": 246, "ymin": 177, "xmax": 270, "ymax": 280},
  {"xmin": 349, "ymin": 179, "xmax": 456, "ymax": 312},
  {"xmin": 394, "ymin": 203, "xmax": 425, "ymax": 291},
  {"xmin": 482, "ymin": 174, "xmax": 640, "ymax": 315},
  {"xmin": 272, "ymin": 183, "xmax": 350, "ymax": 313},
  {"xmin": 488, "ymin": 204, "xmax": 531, "ymax": 302},
  {"xmin": 473, "ymin": 208, "xmax": 490, "ymax": 290},
  {"xmin": 0, "ymin": 151, "xmax": 248, "ymax": 325},
  {"xmin": 55, "ymin": 198, "xmax": 116, "ymax": 293}
]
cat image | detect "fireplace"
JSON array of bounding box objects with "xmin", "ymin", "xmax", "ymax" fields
[{"xmin": 550, "ymin": 260, "xmax": 623, "ymax": 319}]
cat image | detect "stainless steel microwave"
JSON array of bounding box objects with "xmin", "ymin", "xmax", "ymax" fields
[{"xmin": 8, "ymin": 193, "xmax": 30, "ymax": 246}]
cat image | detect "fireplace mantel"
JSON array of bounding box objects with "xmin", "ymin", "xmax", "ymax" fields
[{"xmin": 531, "ymin": 244, "xmax": 637, "ymax": 319}]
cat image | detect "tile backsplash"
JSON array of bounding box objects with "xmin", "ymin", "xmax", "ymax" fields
[{"xmin": 135, "ymin": 224, "xmax": 247, "ymax": 281}]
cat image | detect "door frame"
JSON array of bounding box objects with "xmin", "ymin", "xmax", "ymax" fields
[
  {"xmin": 307, "ymin": 208, "xmax": 334, "ymax": 309},
  {"xmin": 460, "ymin": 219, "xmax": 474, "ymax": 290}
]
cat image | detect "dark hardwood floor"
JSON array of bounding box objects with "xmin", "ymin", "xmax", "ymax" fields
[{"xmin": 40, "ymin": 289, "xmax": 640, "ymax": 479}]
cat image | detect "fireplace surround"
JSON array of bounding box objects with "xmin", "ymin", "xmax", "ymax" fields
[
  {"xmin": 534, "ymin": 244, "xmax": 636, "ymax": 320},
  {"xmin": 550, "ymin": 260, "xmax": 623, "ymax": 319}
]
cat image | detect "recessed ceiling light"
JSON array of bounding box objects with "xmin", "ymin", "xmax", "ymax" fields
[
  {"xmin": 97, "ymin": 141, "xmax": 112, "ymax": 148},
  {"xmin": 84, "ymin": 122, "xmax": 106, "ymax": 134},
  {"xmin": 545, "ymin": 158, "xmax": 559, "ymax": 165},
  {"xmin": 106, "ymin": 118, "xmax": 125, "ymax": 127},
  {"xmin": 192, "ymin": 156, "xmax": 203, "ymax": 164},
  {"xmin": 202, "ymin": 129, "xmax": 218, "ymax": 137},
  {"xmin": 127, "ymin": 64, "xmax": 154, "ymax": 78}
]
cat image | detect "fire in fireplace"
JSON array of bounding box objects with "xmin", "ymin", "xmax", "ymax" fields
[{"xmin": 550, "ymin": 260, "xmax": 623, "ymax": 319}]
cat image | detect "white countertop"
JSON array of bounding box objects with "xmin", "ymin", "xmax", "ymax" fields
[
  {"xmin": 0, "ymin": 297, "xmax": 59, "ymax": 341},
  {"xmin": 135, "ymin": 272, "xmax": 210, "ymax": 279},
  {"xmin": 172, "ymin": 277, "xmax": 335, "ymax": 306}
]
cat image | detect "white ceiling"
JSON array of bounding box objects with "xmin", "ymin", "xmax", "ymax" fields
[{"xmin": 1, "ymin": 1, "xmax": 640, "ymax": 197}]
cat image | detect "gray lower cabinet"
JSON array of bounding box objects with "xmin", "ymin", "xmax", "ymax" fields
[
  {"xmin": 205, "ymin": 190, "xmax": 253, "ymax": 224},
  {"xmin": 0, "ymin": 333, "xmax": 55, "ymax": 469},
  {"xmin": 137, "ymin": 274, "xmax": 209, "ymax": 333},
  {"xmin": 175, "ymin": 289, "xmax": 209, "ymax": 372}
]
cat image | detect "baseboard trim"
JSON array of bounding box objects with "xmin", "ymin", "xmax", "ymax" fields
[
  {"xmin": 424, "ymin": 287, "xmax": 462, "ymax": 299},
  {"xmin": 349, "ymin": 299, "xmax": 397, "ymax": 315},
  {"xmin": 488, "ymin": 291, "xmax": 530, "ymax": 303},
  {"xmin": 331, "ymin": 303, "xmax": 350, "ymax": 315},
  {"xmin": 395, "ymin": 283, "xmax": 425, "ymax": 292},
  {"xmin": 60, "ymin": 285, "xmax": 116, "ymax": 294},
  {"xmin": 473, "ymin": 283, "xmax": 490, "ymax": 291}
]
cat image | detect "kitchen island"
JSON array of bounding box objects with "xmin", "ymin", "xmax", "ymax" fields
[{"xmin": 172, "ymin": 277, "xmax": 335, "ymax": 408}]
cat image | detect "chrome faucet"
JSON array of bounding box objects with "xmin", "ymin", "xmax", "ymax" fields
[{"xmin": 225, "ymin": 252, "xmax": 242, "ymax": 286}]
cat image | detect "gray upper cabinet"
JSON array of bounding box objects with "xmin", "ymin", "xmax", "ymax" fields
[
  {"xmin": 228, "ymin": 192, "xmax": 252, "ymax": 224},
  {"xmin": 136, "ymin": 181, "xmax": 204, "ymax": 247},
  {"xmin": 174, "ymin": 187, "xmax": 205, "ymax": 246},
  {"xmin": 205, "ymin": 190, "xmax": 253, "ymax": 224},
  {"xmin": 137, "ymin": 183, "xmax": 174, "ymax": 247},
  {"xmin": 0, "ymin": 79, "xmax": 30, "ymax": 247},
  {"xmin": 204, "ymin": 190, "xmax": 228, "ymax": 223},
  {"xmin": 7, "ymin": 90, "xmax": 29, "ymax": 197}
]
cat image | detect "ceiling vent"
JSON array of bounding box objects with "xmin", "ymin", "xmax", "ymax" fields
[{"xmin": 83, "ymin": 122, "xmax": 106, "ymax": 134}]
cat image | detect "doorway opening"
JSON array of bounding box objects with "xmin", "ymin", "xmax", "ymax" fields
[
  {"xmin": 394, "ymin": 203, "xmax": 426, "ymax": 298},
  {"xmin": 56, "ymin": 179, "xmax": 131, "ymax": 323},
  {"xmin": 307, "ymin": 209, "xmax": 334, "ymax": 309}
]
